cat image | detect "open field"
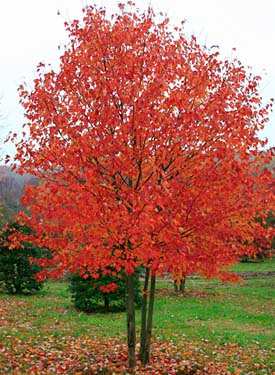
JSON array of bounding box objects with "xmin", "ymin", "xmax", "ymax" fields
[
  {"xmin": 230, "ymin": 258, "xmax": 275, "ymax": 273},
  {"xmin": 0, "ymin": 259, "xmax": 274, "ymax": 374}
]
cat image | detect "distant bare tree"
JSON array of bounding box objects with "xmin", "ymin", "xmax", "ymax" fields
[{"xmin": 0, "ymin": 173, "xmax": 21, "ymax": 207}]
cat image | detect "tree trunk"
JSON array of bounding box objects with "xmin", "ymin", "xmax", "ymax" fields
[
  {"xmin": 179, "ymin": 276, "xmax": 186, "ymax": 293},
  {"xmin": 139, "ymin": 267, "xmax": 150, "ymax": 361},
  {"xmin": 126, "ymin": 273, "xmax": 136, "ymax": 369},
  {"xmin": 174, "ymin": 276, "xmax": 186, "ymax": 293},
  {"xmin": 142, "ymin": 273, "xmax": 156, "ymax": 365},
  {"xmin": 104, "ymin": 295, "xmax": 110, "ymax": 311}
]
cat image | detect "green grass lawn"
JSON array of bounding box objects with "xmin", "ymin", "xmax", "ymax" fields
[
  {"xmin": 0, "ymin": 259, "xmax": 274, "ymax": 373},
  {"xmin": 229, "ymin": 257, "xmax": 275, "ymax": 273}
]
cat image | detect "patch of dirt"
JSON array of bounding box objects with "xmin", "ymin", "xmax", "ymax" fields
[
  {"xmin": 156, "ymin": 287, "xmax": 216, "ymax": 298},
  {"xmin": 235, "ymin": 271, "xmax": 275, "ymax": 279}
]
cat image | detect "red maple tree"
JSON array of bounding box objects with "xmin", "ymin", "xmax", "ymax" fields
[{"xmin": 12, "ymin": 2, "xmax": 274, "ymax": 368}]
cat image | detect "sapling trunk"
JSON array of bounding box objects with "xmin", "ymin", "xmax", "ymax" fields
[
  {"xmin": 180, "ymin": 276, "xmax": 186, "ymax": 292},
  {"xmin": 126, "ymin": 273, "xmax": 136, "ymax": 369},
  {"xmin": 139, "ymin": 267, "xmax": 150, "ymax": 361},
  {"xmin": 142, "ymin": 273, "xmax": 156, "ymax": 365},
  {"xmin": 174, "ymin": 277, "xmax": 186, "ymax": 293}
]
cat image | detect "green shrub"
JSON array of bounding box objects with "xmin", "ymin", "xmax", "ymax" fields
[
  {"xmin": 0, "ymin": 222, "xmax": 49, "ymax": 294},
  {"xmin": 69, "ymin": 270, "xmax": 142, "ymax": 313}
]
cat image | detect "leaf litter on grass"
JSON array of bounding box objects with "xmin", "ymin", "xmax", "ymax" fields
[{"xmin": 0, "ymin": 336, "xmax": 274, "ymax": 374}]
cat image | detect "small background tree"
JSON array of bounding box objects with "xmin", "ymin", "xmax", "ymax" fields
[
  {"xmin": 0, "ymin": 222, "xmax": 48, "ymax": 294},
  {"xmin": 69, "ymin": 270, "xmax": 142, "ymax": 312}
]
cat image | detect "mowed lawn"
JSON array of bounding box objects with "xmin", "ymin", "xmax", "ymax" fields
[{"xmin": 0, "ymin": 258, "xmax": 274, "ymax": 374}]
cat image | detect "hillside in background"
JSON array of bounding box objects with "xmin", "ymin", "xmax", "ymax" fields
[{"xmin": 0, "ymin": 166, "xmax": 38, "ymax": 224}]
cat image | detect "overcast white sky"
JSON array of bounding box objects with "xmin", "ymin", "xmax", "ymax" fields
[{"xmin": 0, "ymin": 0, "xmax": 274, "ymax": 156}]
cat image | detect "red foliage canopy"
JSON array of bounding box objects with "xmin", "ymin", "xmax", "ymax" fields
[{"xmin": 12, "ymin": 3, "xmax": 274, "ymax": 280}]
